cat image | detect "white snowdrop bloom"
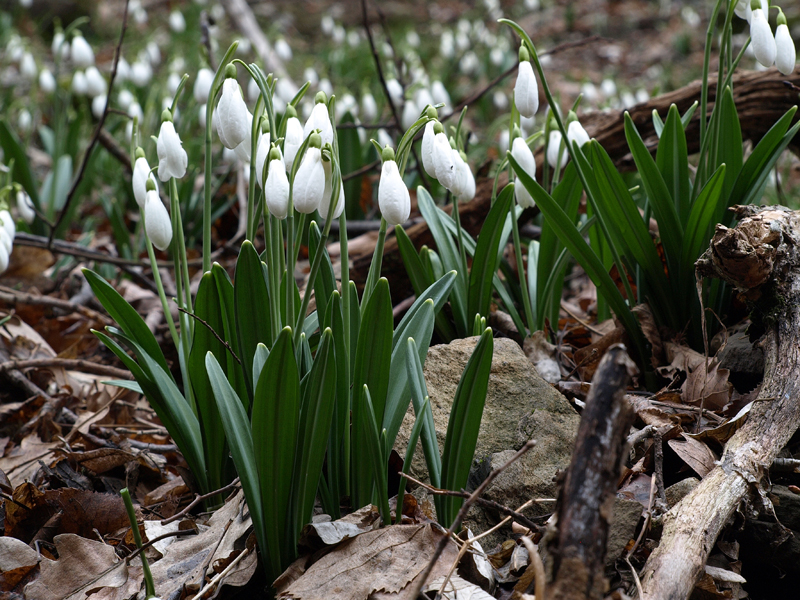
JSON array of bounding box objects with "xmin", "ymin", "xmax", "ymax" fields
[
  {"xmin": 431, "ymin": 81, "xmax": 451, "ymax": 110},
  {"xmin": 157, "ymin": 119, "xmax": 188, "ymax": 180},
  {"xmin": 581, "ymin": 82, "xmax": 599, "ymax": 104},
  {"xmin": 275, "ymin": 39, "xmax": 292, "ymax": 61},
  {"xmin": 499, "ymin": 129, "xmax": 510, "ymax": 154},
  {"xmin": 406, "ymin": 30, "xmax": 421, "ymax": 48},
  {"xmin": 734, "ymin": 0, "xmax": 749, "ymax": 20},
  {"xmin": 321, "ymin": 15, "xmax": 335, "ymax": 36},
  {"xmin": 237, "ymin": 37, "xmax": 251, "ymax": 55},
  {"xmin": 198, "ymin": 103, "xmax": 207, "ymax": 127},
  {"xmin": 347, "ymin": 30, "xmax": 361, "ymax": 48},
  {"xmin": 386, "ymin": 78, "xmax": 404, "ymax": 106},
  {"xmin": 303, "ymin": 67, "xmax": 319, "ymax": 87},
  {"xmin": 71, "ymin": 70, "xmax": 88, "ymax": 95},
  {"xmin": 0, "ymin": 235, "xmax": 9, "ymax": 274},
  {"xmin": 414, "ymin": 88, "xmax": 434, "ymax": 113},
  {"xmin": 319, "ymin": 159, "xmax": 345, "ymax": 221},
  {"xmin": 600, "ymin": 78, "xmax": 617, "ymax": 98},
  {"xmin": 635, "ymin": 89, "xmax": 650, "ymax": 104},
  {"xmin": 681, "ymin": 7, "xmax": 701, "ymax": 28},
  {"xmin": 514, "ymin": 58, "xmax": 539, "ymax": 118},
  {"xmin": 511, "ymin": 137, "xmax": 536, "ymax": 208},
  {"xmin": 221, "ymin": 146, "xmax": 238, "ymax": 164},
  {"xmin": 247, "ymin": 77, "xmax": 260, "ymax": 103},
  {"xmin": 17, "ymin": 109, "xmax": 32, "ymax": 132},
  {"xmin": 368, "ymin": 128, "xmax": 389, "ymax": 151},
  {"xmin": 440, "ymin": 30, "xmax": 455, "ymax": 58},
  {"xmin": 283, "ymin": 114, "xmax": 304, "ymax": 172},
  {"xmin": 16, "ymin": 190, "xmax": 35, "ymax": 224},
  {"xmin": 336, "ymin": 93, "xmax": 358, "ymax": 119},
  {"xmin": 52, "ymin": 31, "xmax": 69, "ymax": 60},
  {"xmin": 170, "ymin": 57, "xmax": 186, "ymax": 74},
  {"xmin": 169, "ymin": 10, "xmax": 186, "ymax": 33},
  {"xmin": 303, "ymin": 99, "xmax": 334, "ymax": 146},
  {"xmin": 216, "ymin": 78, "xmax": 250, "ymax": 149},
  {"xmin": 775, "ymin": 20, "xmax": 796, "ymax": 75},
  {"xmin": 547, "ymin": 130, "xmax": 568, "ymax": 171},
  {"xmin": 128, "ymin": 101, "xmax": 143, "ymax": 122},
  {"xmin": 6, "ymin": 35, "xmax": 23, "ymax": 63},
  {"xmin": 70, "ymin": 34, "xmax": 95, "ymax": 67},
  {"xmin": 293, "ymin": 144, "xmax": 326, "ymax": 214},
  {"xmin": 621, "ymin": 91, "xmax": 637, "ymax": 108},
  {"xmin": 84, "ymin": 66, "xmax": 107, "ymax": 98},
  {"xmin": 233, "ymin": 112, "xmax": 255, "ymax": 163},
  {"xmin": 751, "ymin": 8, "xmax": 776, "ymax": 67},
  {"xmin": 144, "ymin": 190, "xmax": 172, "ymax": 251},
  {"xmin": 493, "ymin": 90, "xmax": 508, "ymax": 110},
  {"xmin": 255, "ymin": 132, "xmax": 272, "ymax": 188},
  {"xmin": 332, "ymin": 25, "xmax": 346, "ymax": 45},
  {"xmin": 117, "ymin": 89, "xmax": 135, "ymax": 112},
  {"xmin": 130, "ymin": 61, "xmax": 152, "ymax": 87},
  {"xmin": 459, "ymin": 51, "xmax": 480, "ymax": 75},
  {"xmin": 20, "ymin": 53, "xmax": 37, "ymax": 80},
  {"xmin": 265, "ymin": 151, "xmax": 290, "ymax": 219},
  {"xmin": 318, "ymin": 78, "xmax": 333, "ymax": 99},
  {"xmin": 567, "ymin": 120, "xmax": 590, "ymax": 148},
  {"xmin": 146, "ymin": 41, "xmax": 161, "ymax": 66},
  {"xmin": 450, "ymin": 150, "xmax": 474, "ymax": 201},
  {"xmin": 0, "ymin": 227, "xmax": 11, "ymax": 257},
  {"xmin": 133, "ymin": 155, "xmax": 156, "ymax": 208},
  {"xmin": 401, "ymin": 98, "xmax": 419, "ymax": 130},
  {"xmin": 125, "ymin": 121, "xmax": 133, "ymax": 141},
  {"xmin": 276, "ymin": 77, "xmax": 299, "ymax": 104},
  {"xmin": 432, "ymin": 132, "xmax": 456, "ymax": 189},
  {"xmin": 490, "ymin": 47, "xmax": 504, "ymax": 67},
  {"xmin": 133, "ymin": 5, "xmax": 148, "ymax": 25},
  {"xmin": 455, "ymin": 31, "xmax": 470, "ymax": 52},
  {"xmin": 361, "ymin": 92, "xmax": 378, "ymax": 122},
  {"xmin": 116, "ymin": 57, "xmax": 131, "ymax": 82},
  {"xmin": 0, "ymin": 210, "xmax": 16, "ymax": 247},
  {"xmin": 421, "ymin": 121, "xmax": 437, "ymax": 179},
  {"xmin": 91, "ymin": 94, "xmax": 107, "ymax": 119},
  {"xmin": 378, "ymin": 151, "xmax": 410, "ymax": 226},
  {"xmin": 167, "ymin": 72, "xmax": 181, "ymax": 96},
  {"xmin": 39, "ymin": 68, "xmax": 56, "ymax": 93},
  {"xmin": 381, "ymin": 42, "xmax": 393, "ymax": 58}
]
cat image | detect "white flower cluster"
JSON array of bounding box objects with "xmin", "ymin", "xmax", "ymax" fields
[
  {"xmin": 421, "ymin": 116, "xmax": 476, "ymax": 204},
  {"xmin": 0, "ymin": 209, "xmax": 16, "ymax": 275},
  {"xmin": 738, "ymin": 0, "xmax": 796, "ymax": 74}
]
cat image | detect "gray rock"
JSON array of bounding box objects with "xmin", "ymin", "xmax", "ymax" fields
[
  {"xmin": 395, "ymin": 336, "xmax": 580, "ymax": 542},
  {"xmin": 606, "ymin": 497, "xmax": 644, "ymax": 564},
  {"xmin": 665, "ymin": 477, "xmax": 700, "ymax": 508},
  {"xmin": 718, "ymin": 332, "xmax": 764, "ymax": 376}
]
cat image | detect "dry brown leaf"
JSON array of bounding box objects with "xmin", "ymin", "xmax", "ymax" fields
[
  {"xmin": 0, "ymin": 536, "xmax": 40, "ymax": 591},
  {"xmin": 523, "ymin": 331, "xmax": 561, "ymax": 383},
  {"xmin": 686, "ymin": 402, "xmax": 754, "ymax": 447},
  {"xmin": 681, "ymin": 359, "xmax": 732, "ymax": 411},
  {"xmin": 0, "ymin": 433, "xmax": 58, "ymax": 489},
  {"xmin": 425, "ymin": 574, "xmax": 495, "ymax": 599},
  {"xmin": 668, "ymin": 436, "xmax": 718, "ymax": 478},
  {"xmin": 279, "ymin": 524, "xmax": 459, "ymax": 600}
]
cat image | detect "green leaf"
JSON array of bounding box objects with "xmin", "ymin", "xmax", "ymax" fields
[
  {"xmin": 397, "ymin": 394, "xmax": 433, "ymax": 504},
  {"xmin": 212, "ymin": 264, "xmax": 248, "ymax": 401},
  {"xmin": 252, "ymin": 343, "xmax": 269, "ymax": 393},
  {"xmin": 0, "ymin": 120, "xmax": 41, "ymax": 209},
  {"xmin": 357, "ymin": 385, "xmax": 391, "ymax": 524},
  {"xmin": 439, "ymin": 328, "xmax": 494, "ymax": 528},
  {"xmin": 308, "ymin": 221, "xmax": 336, "ymax": 323},
  {"xmin": 252, "ymin": 327, "xmax": 299, "ymax": 572},
  {"xmin": 656, "ymin": 104, "xmax": 691, "ymax": 224},
  {"xmin": 468, "ymin": 186, "xmax": 514, "ymax": 325},
  {"xmin": 682, "ymin": 164, "xmax": 726, "ymax": 276},
  {"xmin": 713, "ymin": 87, "xmax": 742, "ymax": 207},
  {"xmin": 326, "ymin": 291, "xmax": 350, "ymax": 516},
  {"xmin": 392, "ymin": 270, "xmax": 456, "ymax": 351},
  {"xmin": 337, "ymin": 113, "xmax": 365, "ymax": 219},
  {"xmin": 405, "ymin": 338, "xmax": 441, "ymax": 488},
  {"xmin": 83, "ymin": 269, "xmax": 171, "ymax": 376}
]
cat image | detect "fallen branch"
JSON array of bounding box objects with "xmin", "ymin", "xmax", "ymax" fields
[
  {"xmin": 0, "ymin": 358, "xmax": 133, "ymax": 379},
  {"xmin": 640, "ymin": 206, "xmax": 800, "ymax": 599}
]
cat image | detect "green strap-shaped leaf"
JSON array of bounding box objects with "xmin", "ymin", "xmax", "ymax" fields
[
  {"xmin": 682, "ymin": 164, "xmax": 726, "ymax": 276},
  {"xmin": 712, "ymin": 87, "xmax": 743, "ymax": 208},
  {"xmin": 405, "ymin": 337, "xmax": 441, "ymax": 488},
  {"xmin": 357, "ymin": 385, "xmax": 391, "ymax": 524},
  {"xmin": 211, "ymin": 264, "xmax": 249, "ymax": 404},
  {"xmin": 656, "ymin": 104, "xmax": 692, "ymax": 224},
  {"xmin": 308, "ymin": 221, "xmax": 336, "ymax": 322},
  {"xmin": 326, "ymin": 291, "xmax": 350, "ymax": 515}
]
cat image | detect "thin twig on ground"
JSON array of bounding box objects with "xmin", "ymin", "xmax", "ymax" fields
[
  {"xmin": 0, "ymin": 358, "xmax": 133, "ymax": 379},
  {"xmin": 161, "ymin": 477, "xmax": 241, "ymax": 526}
]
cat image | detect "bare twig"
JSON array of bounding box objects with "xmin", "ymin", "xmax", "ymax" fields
[
  {"xmin": 125, "ymin": 529, "xmax": 196, "ymax": 562},
  {"xmin": 520, "ymin": 535, "xmax": 547, "ymax": 600},
  {"xmin": 652, "ymin": 429, "xmax": 669, "ymax": 513},
  {"xmin": 161, "ymin": 477, "xmax": 241, "ymax": 526},
  {"xmin": 98, "ymin": 128, "xmax": 132, "ymax": 173},
  {"xmin": 0, "ymin": 358, "xmax": 133, "ymax": 379},
  {"xmin": 408, "ymin": 439, "xmax": 537, "ymax": 599},
  {"xmin": 48, "ymin": 0, "xmax": 130, "ymax": 248},
  {"xmin": 177, "ymin": 307, "xmax": 242, "ymax": 365},
  {"xmin": 195, "ymin": 547, "xmax": 251, "ymax": 599}
]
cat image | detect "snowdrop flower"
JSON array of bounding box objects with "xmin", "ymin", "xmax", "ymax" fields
[
  {"xmin": 91, "ymin": 94, "xmax": 107, "ymax": 119},
  {"xmin": 264, "ymin": 147, "xmax": 290, "ymax": 219},
  {"xmin": 421, "ymin": 120, "xmax": 438, "ymax": 179},
  {"xmin": 216, "ymin": 71, "xmax": 251, "ymax": 149},
  {"xmin": 145, "ymin": 41, "xmax": 161, "ymax": 67},
  {"xmin": 321, "ymin": 15, "xmax": 335, "ymax": 36},
  {"xmin": 635, "ymin": 89, "xmax": 650, "ymax": 104},
  {"xmin": 167, "ymin": 72, "xmax": 181, "ymax": 96},
  {"xmin": 750, "ymin": 7, "xmax": 776, "ymax": 68},
  {"xmin": 319, "ymin": 159, "xmax": 345, "ymax": 221},
  {"xmin": 440, "ymin": 30, "xmax": 455, "ymax": 58},
  {"xmin": 303, "ymin": 67, "xmax": 319, "ymax": 87},
  {"xmin": 0, "ymin": 210, "xmax": 16, "ymax": 248},
  {"xmin": 39, "ymin": 68, "xmax": 56, "ymax": 93},
  {"xmin": 6, "ymin": 35, "xmax": 23, "ymax": 63},
  {"xmin": 378, "ymin": 146, "xmax": 410, "ymax": 226},
  {"xmin": 347, "ymin": 30, "xmax": 361, "ymax": 48},
  {"xmin": 128, "ymin": 101, "xmax": 143, "ymax": 123},
  {"xmin": 386, "ymin": 79, "xmax": 404, "ymax": 106},
  {"xmin": 275, "ymin": 39, "xmax": 293, "ymax": 61},
  {"xmin": 254, "ymin": 124, "xmax": 272, "ymax": 188},
  {"xmin": 493, "ymin": 90, "xmax": 508, "ymax": 110},
  {"xmin": 52, "ymin": 31, "xmax": 70, "ymax": 61},
  {"xmin": 401, "ymin": 98, "xmax": 419, "ymax": 130},
  {"xmin": 157, "ymin": 111, "xmax": 188, "ymax": 180},
  {"xmin": 432, "ymin": 124, "xmax": 456, "ymax": 190},
  {"xmin": 247, "ymin": 77, "xmax": 260, "ymax": 103},
  {"xmin": 490, "ymin": 47, "xmax": 505, "ymax": 67},
  {"xmin": 169, "ymin": 10, "xmax": 186, "ymax": 33},
  {"xmin": 431, "ymin": 80, "xmax": 451, "ymax": 110},
  {"xmin": 361, "ymin": 92, "xmax": 378, "ymax": 122},
  {"xmin": 547, "ymin": 130, "xmax": 568, "ymax": 171},
  {"xmin": 193, "ymin": 68, "xmax": 214, "ymax": 104},
  {"xmin": 70, "ymin": 33, "xmax": 94, "ymax": 67},
  {"xmin": 282, "ymin": 106, "xmax": 304, "ymax": 173},
  {"xmin": 303, "ymin": 92, "xmax": 334, "ymax": 146},
  {"xmin": 332, "ymin": 25, "xmax": 346, "ymax": 45},
  {"xmin": 276, "ymin": 77, "xmax": 299, "ymax": 105},
  {"xmin": 455, "ymin": 31, "xmax": 470, "ymax": 52},
  {"xmin": 144, "ymin": 186, "xmax": 172, "ymax": 251},
  {"xmin": 459, "ymin": 51, "xmax": 480, "ymax": 76},
  {"xmin": 567, "ymin": 119, "xmax": 590, "ymax": 148},
  {"xmin": 510, "ymin": 135, "xmax": 536, "ymax": 208},
  {"xmin": 116, "ymin": 57, "xmax": 131, "ymax": 82},
  {"xmin": 16, "ymin": 190, "xmax": 35, "ymax": 224},
  {"xmin": 20, "ymin": 53, "xmax": 37, "ymax": 80},
  {"xmin": 499, "ymin": 129, "xmax": 510, "ymax": 154},
  {"xmin": 84, "ymin": 66, "xmax": 107, "ymax": 98},
  {"xmin": 71, "ymin": 70, "xmax": 88, "ymax": 95},
  {"xmin": 133, "ymin": 150, "xmax": 157, "ymax": 208},
  {"xmin": 406, "ymin": 30, "xmax": 421, "ymax": 48},
  {"xmin": 0, "ymin": 235, "xmax": 9, "ymax": 274},
  {"xmin": 293, "ymin": 133, "xmax": 325, "ymax": 214},
  {"xmin": 414, "ymin": 88, "xmax": 434, "ymax": 114},
  {"xmin": 117, "ymin": 89, "xmax": 134, "ymax": 112},
  {"xmin": 451, "ymin": 150, "xmax": 475, "ymax": 201},
  {"xmin": 600, "ymin": 78, "xmax": 617, "ymax": 98},
  {"xmin": 775, "ymin": 11, "xmax": 796, "ymax": 75},
  {"xmin": 337, "ymin": 93, "xmax": 358, "ymax": 120},
  {"xmin": 130, "ymin": 61, "xmax": 152, "ymax": 87},
  {"xmin": 233, "ymin": 112, "xmax": 255, "ymax": 164},
  {"xmin": 514, "ymin": 46, "xmax": 539, "ymax": 118},
  {"xmin": 17, "ymin": 109, "xmax": 32, "ymax": 133}
]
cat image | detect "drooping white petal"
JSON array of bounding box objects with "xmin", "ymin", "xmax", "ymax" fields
[
  {"xmin": 144, "ymin": 190, "xmax": 173, "ymax": 251},
  {"xmin": 84, "ymin": 66, "xmax": 107, "ymax": 98},
  {"xmin": 303, "ymin": 102, "xmax": 334, "ymax": 147},
  {"xmin": 70, "ymin": 35, "xmax": 95, "ymax": 67},
  {"xmin": 283, "ymin": 117, "xmax": 304, "ymax": 172},
  {"xmin": 194, "ymin": 68, "xmax": 214, "ymax": 104},
  {"xmin": 775, "ymin": 23, "xmax": 796, "ymax": 75},
  {"xmin": 216, "ymin": 79, "xmax": 251, "ymax": 149},
  {"xmin": 751, "ymin": 9, "xmax": 777, "ymax": 68},
  {"xmin": 511, "ymin": 137, "xmax": 536, "ymax": 208},
  {"xmin": 255, "ymin": 133, "xmax": 272, "ymax": 189},
  {"xmin": 0, "ymin": 236, "xmax": 9, "ymax": 274},
  {"xmin": 432, "ymin": 132, "xmax": 456, "ymax": 189},
  {"xmin": 361, "ymin": 92, "xmax": 378, "ymax": 122},
  {"xmin": 421, "ymin": 121, "xmax": 437, "ymax": 178},
  {"xmin": 16, "ymin": 190, "xmax": 35, "ymax": 224},
  {"xmin": 378, "ymin": 160, "xmax": 410, "ymax": 226},
  {"xmin": 319, "ymin": 160, "xmax": 345, "ymax": 221},
  {"xmin": 567, "ymin": 120, "xmax": 591, "ymax": 148},
  {"xmin": 546, "ymin": 130, "xmax": 568, "ymax": 171},
  {"xmin": 132, "ymin": 158, "xmax": 155, "ymax": 208},
  {"xmin": 293, "ymin": 147, "xmax": 325, "ymax": 214},
  {"xmin": 265, "ymin": 159, "xmax": 290, "ymax": 219},
  {"xmin": 514, "ymin": 60, "xmax": 539, "ymax": 118},
  {"xmin": 157, "ymin": 121, "xmax": 188, "ymax": 180},
  {"xmin": 401, "ymin": 99, "xmax": 419, "ymax": 130},
  {"xmin": 0, "ymin": 210, "xmax": 15, "ymax": 247}
]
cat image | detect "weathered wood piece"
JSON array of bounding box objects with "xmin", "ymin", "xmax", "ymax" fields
[
  {"xmin": 545, "ymin": 345, "xmax": 636, "ymax": 600},
  {"xmin": 640, "ymin": 206, "xmax": 800, "ymax": 600}
]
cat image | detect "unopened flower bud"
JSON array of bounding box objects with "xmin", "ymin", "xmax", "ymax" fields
[
  {"xmin": 379, "ymin": 151, "xmax": 410, "ymax": 226},
  {"xmin": 144, "ymin": 190, "xmax": 172, "ymax": 251}
]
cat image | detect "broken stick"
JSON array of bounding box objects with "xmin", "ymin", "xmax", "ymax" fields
[{"xmin": 640, "ymin": 206, "xmax": 800, "ymax": 599}]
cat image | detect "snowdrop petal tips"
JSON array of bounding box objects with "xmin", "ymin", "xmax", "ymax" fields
[
  {"xmin": 216, "ymin": 78, "xmax": 250, "ymax": 149},
  {"xmin": 775, "ymin": 23, "xmax": 796, "ymax": 75},
  {"xmin": 378, "ymin": 160, "xmax": 410, "ymax": 226},
  {"xmin": 750, "ymin": 9, "xmax": 777, "ymax": 67},
  {"xmin": 293, "ymin": 147, "xmax": 325, "ymax": 214},
  {"xmin": 514, "ymin": 60, "xmax": 539, "ymax": 118},
  {"xmin": 144, "ymin": 190, "xmax": 173, "ymax": 251},
  {"xmin": 265, "ymin": 158, "xmax": 290, "ymax": 219},
  {"xmin": 157, "ymin": 121, "xmax": 188, "ymax": 180}
]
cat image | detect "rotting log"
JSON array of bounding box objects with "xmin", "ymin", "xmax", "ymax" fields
[
  {"xmin": 639, "ymin": 206, "xmax": 800, "ymax": 600},
  {"xmin": 544, "ymin": 345, "xmax": 637, "ymax": 600}
]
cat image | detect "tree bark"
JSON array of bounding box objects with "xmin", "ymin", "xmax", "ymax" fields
[
  {"xmin": 545, "ymin": 345, "xmax": 637, "ymax": 600},
  {"xmin": 640, "ymin": 206, "xmax": 800, "ymax": 600}
]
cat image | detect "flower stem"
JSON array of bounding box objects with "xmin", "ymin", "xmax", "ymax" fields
[
  {"xmin": 121, "ymin": 488, "xmax": 156, "ymax": 599},
  {"xmin": 511, "ymin": 209, "xmax": 534, "ymax": 336}
]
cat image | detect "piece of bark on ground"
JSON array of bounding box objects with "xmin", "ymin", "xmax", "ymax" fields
[{"xmin": 640, "ymin": 205, "xmax": 800, "ymax": 600}]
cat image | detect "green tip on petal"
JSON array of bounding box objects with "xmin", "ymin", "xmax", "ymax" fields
[
  {"xmin": 145, "ymin": 178, "xmax": 156, "ymax": 192},
  {"xmin": 425, "ymin": 105, "xmax": 438, "ymax": 119},
  {"xmin": 315, "ymin": 91, "xmax": 328, "ymax": 104},
  {"xmin": 223, "ymin": 63, "xmax": 237, "ymax": 79},
  {"xmin": 309, "ymin": 132, "xmax": 322, "ymax": 148},
  {"xmin": 433, "ymin": 121, "xmax": 445, "ymax": 135},
  {"xmin": 135, "ymin": 147, "xmax": 146, "ymax": 160},
  {"xmin": 161, "ymin": 109, "xmax": 173, "ymax": 123},
  {"xmin": 518, "ymin": 45, "xmax": 530, "ymax": 63},
  {"xmin": 268, "ymin": 146, "xmax": 282, "ymax": 162},
  {"xmin": 381, "ymin": 145, "xmax": 396, "ymax": 162}
]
